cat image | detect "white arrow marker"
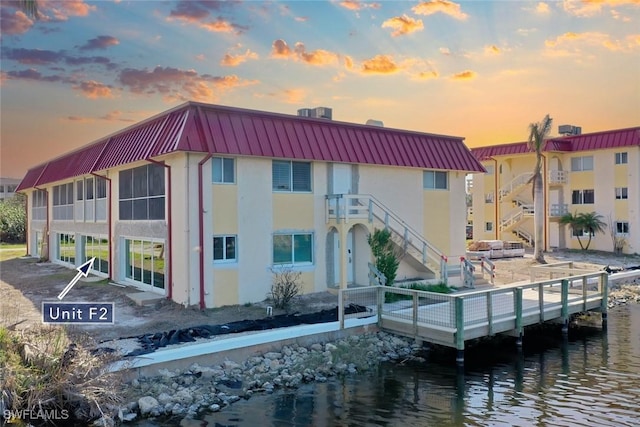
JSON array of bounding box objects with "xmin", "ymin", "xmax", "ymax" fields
[{"xmin": 57, "ymin": 257, "xmax": 96, "ymax": 300}]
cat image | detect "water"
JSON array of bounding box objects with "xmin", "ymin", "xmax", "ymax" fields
[{"xmin": 140, "ymin": 305, "xmax": 640, "ymax": 426}]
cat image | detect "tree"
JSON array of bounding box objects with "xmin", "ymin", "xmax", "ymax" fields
[
  {"xmin": 0, "ymin": 194, "xmax": 27, "ymax": 243},
  {"xmin": 367, "ymin": 228, "xmax": 399, "ymax": 286},
  {"xmin": 527, "ymin": 114, "xmax": 553, "ymax": 264},
  {"xmin": 19, "ymin": 0, "xmax": 38, "ymax": 19},
  {"xmin": 560, "ymin": 211, "xmax": 607, "ymax": 251}
]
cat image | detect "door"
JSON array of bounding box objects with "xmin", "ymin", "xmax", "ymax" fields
[
  {"xmin": 333, "ymin": 230, "xmax": 354, "ymax": 285},
  {"xmin": 332, "ymin": 163, "xmax": 352, "ymax": 216}
]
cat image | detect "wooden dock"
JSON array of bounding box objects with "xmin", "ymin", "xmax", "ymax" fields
[{"xmin": 338, "ymin": 271, "xmax": 608, "ymax": 364}]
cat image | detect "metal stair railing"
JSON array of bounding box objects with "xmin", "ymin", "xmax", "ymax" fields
[{"xmin": 498, "ymin": 173, "xmax": 532, "ymax": 201}]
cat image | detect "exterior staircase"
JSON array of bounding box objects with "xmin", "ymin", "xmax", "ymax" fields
[
  {"xmin": 500, "ymin": 204, "xmax": 534, "ymax": 232},
  {"xmin": 512, "ymin": 228, "xmax": 534, "ymax": 246},
  {"xmin": 498, "ymin": 173, "xmax": 532, "ymax": 201},
  {"xmin": 326, "ymin": 194, "xmax": 448, "ymax": 282}
]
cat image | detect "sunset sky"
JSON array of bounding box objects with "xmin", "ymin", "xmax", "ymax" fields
[{"xmin": 1, "ymin": 0, "xmax": 638, "ymax": 179}]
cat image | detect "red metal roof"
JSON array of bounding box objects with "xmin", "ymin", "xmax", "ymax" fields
[
  {"xmin": 471, "ymin": 127, "xmax": 639, "ymax": 162},
  {"xmin": 18, "ymin": 102, "xmax": 486, "ymax": 190}
]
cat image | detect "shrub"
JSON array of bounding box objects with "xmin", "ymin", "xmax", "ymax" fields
[
  {"xmin": 367, "ymin": 228, "xmax": 400, "ymax": 286},
  {"xmin": 268, "ymin": 267, "xmax": 302, "ymax": 309},
  {"xmin": 0, "ymin": 325, "xmax": 123, "ymax": 424},
  {"xmin": 0, "ymin": 195, "xmax": 26, "ymax": 243}
]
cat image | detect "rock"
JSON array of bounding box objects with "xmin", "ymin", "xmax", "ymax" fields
[
  {"xmin": 157, "ymin": 392, "xmax": 173, "ymax": 405},
  {"xmin": 310, "ymin": 343, "xmax": 323, "ymax": 352},
  {"xmin": 91, "ymin": 417, "xmax": 114, "ymax": 427},
  {"xmin": 171, "ymin": 403, "xmax": 186, "ymax": 415},
  {"xmin": 137, "ymin": 396, "xmax": 159, "ymax": 415},
  {"xmin": 325, "ymin": 343, "xmax": 338, "ymax": 352},
  {"xmin": 158, "ymin": 368, "xmax": 177, "ymax": 378},
  {"xmin": 224, "ymin": 360, "xmax": 241, "ymax": 370},
  {"xmin": 174, "ymin": 389, "xmax": 193, "ymax": 405},
  {"xmin": 209, "ymin": 404, "xmax": 221, "ymax": 412},
  {"xmin": 264, "ymin": 351, "xmax": 282, "ymax": 360}
]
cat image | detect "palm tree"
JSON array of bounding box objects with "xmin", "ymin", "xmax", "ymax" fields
[
  {"xmin": 19, "ymin": 0, "xmax": 38, "ymax": 19},
  {"xmin": 560, "ymin": 211, "xmax": 607, "ymax": 250},
  {"xmin": 527, "ymin": 114, "xmax": 553, "ymax": 263}
]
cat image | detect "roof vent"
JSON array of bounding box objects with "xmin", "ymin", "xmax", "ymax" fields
[
  {"xmin": 297, "ymin": 107, "xmax": 332, "ymax": 120},
  {"xmin": 365, "ymin": 119, "xmax": 384, "ymax": 127},
  {"xmin": 558, "ymin": 125, "xmax": 581, "ymax": 136}
]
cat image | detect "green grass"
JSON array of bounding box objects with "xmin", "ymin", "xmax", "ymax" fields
[{"xmin": 0, "ymin": 243, "xmax": 26, "ymax": 262}]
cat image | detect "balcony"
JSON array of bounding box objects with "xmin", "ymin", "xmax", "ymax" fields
[
  {"xmin": 548, "ymin": 170, "xmax": 567, "ymax": 185},
  {"xmin": 549, "ymin": 204, "xmax": 569, "ymax": 217}
]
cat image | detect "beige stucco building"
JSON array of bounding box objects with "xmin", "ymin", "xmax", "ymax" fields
[
  {"xmin": 18, "ymin": 102, "xmax": 484, "ymax": 308},
  {"xmin": 470, "ymin": 127, "xmax": 640, "ymax": 254}
]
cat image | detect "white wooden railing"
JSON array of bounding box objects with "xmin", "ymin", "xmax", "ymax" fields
[
  {"xmin": 549, "ymin": 204, "xmax": 569, "ymax": 217},
  {"xmin": 500, "ymin": 204, "xmax": 534, "ymax": 231},
  {"xmin": 548, "ymin": 170, "xmax": 567, "ymax": 185}
]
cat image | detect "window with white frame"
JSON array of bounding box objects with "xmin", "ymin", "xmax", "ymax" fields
[
  {"xmin": 615, "ymin": 187, "xmax": 628, "ymax": 200},
  {"xmin": 56, "ymin": 233, "xmax": 75, "ymax": 264},
  {"xmin": 570, "ymin": 156, "xmax": 593, "ymax": 171},
  {"xmin": 572, "ymin": 228, "xmax": 591, "ymax": 238},
  {"xmin": 119, "ymin": 164, "xmax": 165, "ymax": 220},
  {"xmin": 213, "ymin": 235, "xmax": 237, "ymax": 262},
  {"xmin": 212, "ymin": 157, "xmax": 235, "ymax": 184},
  {"xmin": 484, "ymin": 192, "xmax": 494, "ymax": 203},
  {"xmin": 32, "ymin": 189, "xmax": 47, "ymax": 220},
  {"xmin": 615, "ymin": 152, "xmax": 628, "ymax": 165},
  {"xmin": 273, "ymin": 233, "xmax": 313, "ymax": 265},
  {"xmin": 485, "ymin": 222, "xmax": 493, "ymax": 232},
  {"xmin": 124, "ymin": 238, "xmax": 165, "ymax": 289},
  {"xmin": 571, "ymin": 189, "xmax": 594, "ymax": 204},
  {"xmin": 423, "ymin": 171, "xmax": 448, "ymax": 190},
  {"xmin": 272, "ymin": 161, "xmax": 312, "ymax": 192},
  {"xmin": 76, "ymin": 176, "xmax": 108, "ymax": 222},
  {"xmin": 52, "ymin": 183, "xmax": 74, "ymax": 220},
  {"xmin": 615, "ymin": 221, "xmax": 629, "ymax": 235}
]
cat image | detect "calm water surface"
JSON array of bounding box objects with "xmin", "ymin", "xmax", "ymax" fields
[{"xmin": 140, "ymin": 304, "xmax": 640, "ymax": 426}]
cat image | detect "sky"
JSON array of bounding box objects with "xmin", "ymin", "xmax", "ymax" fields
[{"xmin": 1, "ymin": 0, "xmax": 639, "ymax": 179}]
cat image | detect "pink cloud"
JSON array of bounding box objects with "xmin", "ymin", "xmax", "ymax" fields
[
  {"xmin": 339, "ymin": 1, "xmax": 381, "ymax": 11},
  {"xmin": 220, "ymin": 49, "xmax": 259, "ymax": 67},
  {"xmin": 270, "ymin": 39, "xmax": 340, "ymax": 66},
  {"xmin": 73, "ymin": 80, "xmax": 114, "ymax": 99},
  {"xmin": 167, "ymin": 1, "xmax": 247, "ymax": 34},
  {"xmin": 118, "ymin": 66, "xmax": 258, "ymax": 102},
  {"xmin": 42, "ymin": 0, "xmax": 97, "ymax": 21},
  {"xmin": 451, "ymin": 70, "xmax": 477, "ymax": 80},
  {"xmin": 382, "ymin": 15, "xmax": 424, "ymax": 37},
  {"xmin": 361, "ymin": 55, "xmax": 401, "ymax": 74},
  {"xmin": 412, "ymin": 1, "xmax": 469, "ymax": 20},
  {"xmin": 0, "ymin": 8, "xmax": 34, "ymax": 35},
  {"xmin": 79, "ymin": 35, "xmax": 119, "ymax": 50}
]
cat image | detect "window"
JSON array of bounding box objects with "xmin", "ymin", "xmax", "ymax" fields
[
  {"xmin": 570, "ymin": 156, "xmax": 593, "ymax": 171},
  {"xmin": 76, "ymin": 176, "xmax": 108, "ymax": 222},
  {"xmin": 212, "ymin": 157, "xmax": 235, "ymax": 184},
  {"xmin": 572, "ymin": 228, "xmax": 590, "ymax": 238},
  {"xmin": 52, "ymin": 183, "xmax": 74, "ymax": 220},
  {"xmin": 485, "ymin": 222, "xmax": 493, "ymax": 232},
  {"xmin": 124, "ymin": 238, "xmax": 165, "ymax": 290},
  {"xmin": 571, "ymin": 189, "xmax": 594, "ymax": 204},
  {"xmin": 119, "ymin": 164, "xmax": 165, "ymax": 220},
  {"xmin": 615, "ymin": 152, "xmax": 628, "ymax": 165},
  {"xmin": 273, "ymin": 233, "xmax": 313, "ymax": 265},
  {"xmin": 80, "ymin": 235, "xmax": 109, "ymax": 275},
  {"xmin": 0, "ymin": 185, "xmax": 4, "ymax": 192},
  {"xmin": 272, "ymin": 161, "xmax": 312, "ymax": 192},
  {"xmin": 213, "ymin": 235, "xmax": 237, "ymax": 262},
  {"xmin": 56, "ymin": 233, "xmax": 75, "ymax": 264},
  {"xmin": 423, "ymin": 171, "xmax": 448, "ymax": 190},
  {"xmin": 484, "ymin": 192, "xmax": 494, "ymax": 203},
  {"xmin": 32, "ymin": 189, "xmax": 47, "ymax": 220},
  {"xmin": 615, "ymin": 221, "xmax": 629, "ymax": 235},
  {"xmin": 7, "ymin": 185, "xmax": 16, "ymax": 193},
  {"xmin": 615, "ymin": 187, "xmax": 628, "ymax": 200}
]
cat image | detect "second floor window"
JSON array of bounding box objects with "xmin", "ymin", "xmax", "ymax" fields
[
  {"xmin": 615, "ymin": 152, "xmax": 628, "ymax": 165},
  {"xmin": 572, "ymin": 189, "xmax": 594, "ymax": 204},
  {"xmin": 615, "ymin": 187, "xmax": 628, "ymax": 200},
  {"xmin": 272, "ymin": 161, "xmax": 311, "ymax": 192},
  {"xmin": 423, "ymin": 171, "xmax": 448, "ymax": 190},
  {"xmin": 571, "ymin": 156, "xmax": 593, "ymax": 171},
  {"xmin": 52, "ymin": 183, "xmax": 74, "ymax": 220},
  {"xmin": 119, "ymin": 164, "xmax": 165, "ymax": 220},
  {"xmin": 212, "ymin": 157, "xmax": 235, "ymax": 184},
  {"xmin": 32, "ymin": 189, "xmax": 47, "ymax": 220}
]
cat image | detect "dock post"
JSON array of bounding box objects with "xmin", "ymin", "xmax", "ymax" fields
[
  {"xmin": 601, "ymin": 273, "xmax": 608, "ymax": 330},
  {"xmin": 515, "ymin": 287, "xmax": 523, "ymax": 348},
  {"xmin": 455, "ymin": 297, "xmax": 465, "ymax": 365},
  {"xmin": 561, "ymin": 279, "xmax": 569, "ymax": 335}
]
